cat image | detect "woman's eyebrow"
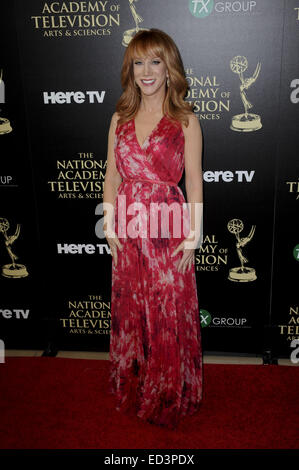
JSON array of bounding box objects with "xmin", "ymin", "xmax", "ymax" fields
[{"xmin": 134, "ymin": 58, "xmax": 160, "ymax": 62}]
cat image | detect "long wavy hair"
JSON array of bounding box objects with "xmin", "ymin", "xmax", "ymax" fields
[{"xmin": 115, "ymin": 28, "xmax": 194, "ymax": 127}]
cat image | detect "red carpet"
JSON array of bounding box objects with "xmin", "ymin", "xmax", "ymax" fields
[{"xmin": 0, "ymin": 357, "xmax": 298, "ymax": 449}]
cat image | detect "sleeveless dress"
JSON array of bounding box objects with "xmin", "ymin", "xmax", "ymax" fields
[{"xmin": 109, "ymin": 113, "xmax": 203, "ymax": 429}]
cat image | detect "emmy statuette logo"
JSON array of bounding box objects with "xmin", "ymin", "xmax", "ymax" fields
[
  {"xmin": 122, "ymin": 0, "xmax": 149, "ymax": 47},
  {"xmin": 0, "ymin": 218, "xmax": 28, "ymax": 278},
  {"xmin": 227, "ymin": 219, "xmax": 257, "ymax": 282},
  {"xmin": 230, "ymin": 56, "xmax": 262, "ymax": 132},
  {"xmin": 0, "ymin": 69, "xmax": 13, "ymax": 135}
]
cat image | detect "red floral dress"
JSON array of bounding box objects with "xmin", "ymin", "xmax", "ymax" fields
[{"xmin": 109, "ymin": 114, "xmax": 203, "ymax": 429}]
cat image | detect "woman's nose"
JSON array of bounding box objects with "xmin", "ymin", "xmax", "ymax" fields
[{"xmin": 143, "ymin": 61, "xmax": 151, "ymax": 75}]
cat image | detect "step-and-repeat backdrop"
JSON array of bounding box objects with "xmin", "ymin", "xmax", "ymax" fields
[{"xmin": 0, "ymin": 0, "xmax": 298, "ymax": 359}]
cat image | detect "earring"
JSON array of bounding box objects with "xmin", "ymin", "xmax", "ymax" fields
[{"xmin": 166, "ymin": 76, "xmax": 170, "ymax": 87}]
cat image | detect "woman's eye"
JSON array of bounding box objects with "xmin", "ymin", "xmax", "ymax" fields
[{"xmin": 134, "ymin": 60, "xmax": 161, "ymax": 65}]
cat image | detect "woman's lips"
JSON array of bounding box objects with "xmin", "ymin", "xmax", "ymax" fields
[{"xmin": 140, "ymin": 79, "xmax": 156, "ymax": 86}]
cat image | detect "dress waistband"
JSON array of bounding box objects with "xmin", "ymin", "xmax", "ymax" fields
[{"xmin": 122, "ymin": 178, "xmax": 178, "ymax": 187}]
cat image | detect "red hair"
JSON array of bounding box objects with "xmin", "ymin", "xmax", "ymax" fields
[{"xmin": 115, "ymin": 28, "xmax": 194, "ymax": 127}]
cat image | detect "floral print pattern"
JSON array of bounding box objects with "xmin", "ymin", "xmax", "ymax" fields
[{"xmin": 109, "ymin": 114, "xmax": 203, "ymax": 429}]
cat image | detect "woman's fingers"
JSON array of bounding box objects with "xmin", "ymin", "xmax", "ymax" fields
[
  {"xmin": 171, "ymin": 240, "xmax": 184, "ymax": 258},
  {"xmin": 177, "ymin": 251, "xmax": 195, "ymax": 273},
  {"xmin": 172, "ymin": 238, "xmax": 196, "ymax": 273},
  {"xmin": 105, "ymin": 231, "xmax": 123, "ymax": 267},
  {"xmin": 177, "ymin": 252, "xmax": 190, "ymax": 273},
  {"xmin": 115, "ymin": 238, "xmax": 123, "ymax": 252},
  {"xmin": 112, "ymin": 245, "xmax": 118, "ymax": 266},
  {"xmin": 188, "ymin": 254, "xmax": 194, "ymax": 271}
]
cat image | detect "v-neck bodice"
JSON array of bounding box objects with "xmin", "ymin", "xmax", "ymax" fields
[
  {"xmin": 133, "ymin": 115, "xmax": 166, "ymax": 150},
  {"xmin": 114, "ymin": 113, "xmax": 185, "ymax": 185}
]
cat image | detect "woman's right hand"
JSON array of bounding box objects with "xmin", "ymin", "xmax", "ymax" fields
[{"xmin": 104, "ymin": 228, "xmax": 123, "ymax": 266}]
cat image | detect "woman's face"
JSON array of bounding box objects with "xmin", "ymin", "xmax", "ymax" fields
[{"xmin": 133, "ymin": 54, "xmax": 168, "ymax": 97}]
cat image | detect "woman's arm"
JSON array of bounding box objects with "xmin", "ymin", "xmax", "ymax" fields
[
  {"xmin": 103, "ymin": 112, "xmax": 123, "ymax": 234},
  {"xmin": 182, "ymin": 113, "xmax": 203, "ymax": 248}
]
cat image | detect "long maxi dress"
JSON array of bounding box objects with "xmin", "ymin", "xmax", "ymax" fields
[{"xmin": 109, "ymin": 113, "xmax": 203, "ymax": 429}]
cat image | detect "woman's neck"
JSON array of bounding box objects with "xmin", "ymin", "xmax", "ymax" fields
[{"xmin": 139, "ymin": 93, "xmax": 165, "ymax": 114}]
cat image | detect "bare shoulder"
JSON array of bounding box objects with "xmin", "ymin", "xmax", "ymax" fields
[{"xmin": 181, "ymin": 112, "xmax": 202, "ymax": 136}]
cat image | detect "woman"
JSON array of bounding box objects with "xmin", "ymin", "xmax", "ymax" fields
[{"xmin": 103, "ymin": 28, "xmax": 203, "ymax": 429}]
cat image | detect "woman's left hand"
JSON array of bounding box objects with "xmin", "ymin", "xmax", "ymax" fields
[{"xmin": 170, "ymin": 236, "xmax": 197, "ymax": 274}]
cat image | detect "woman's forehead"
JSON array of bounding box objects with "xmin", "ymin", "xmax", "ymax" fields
[
  {"xmin": 132, "ymin": 44, "xmax": 162, "ymax": 59},
  {"xmin": 133, "ymin": 53, "xmax": 161, "ymax": 59}
]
